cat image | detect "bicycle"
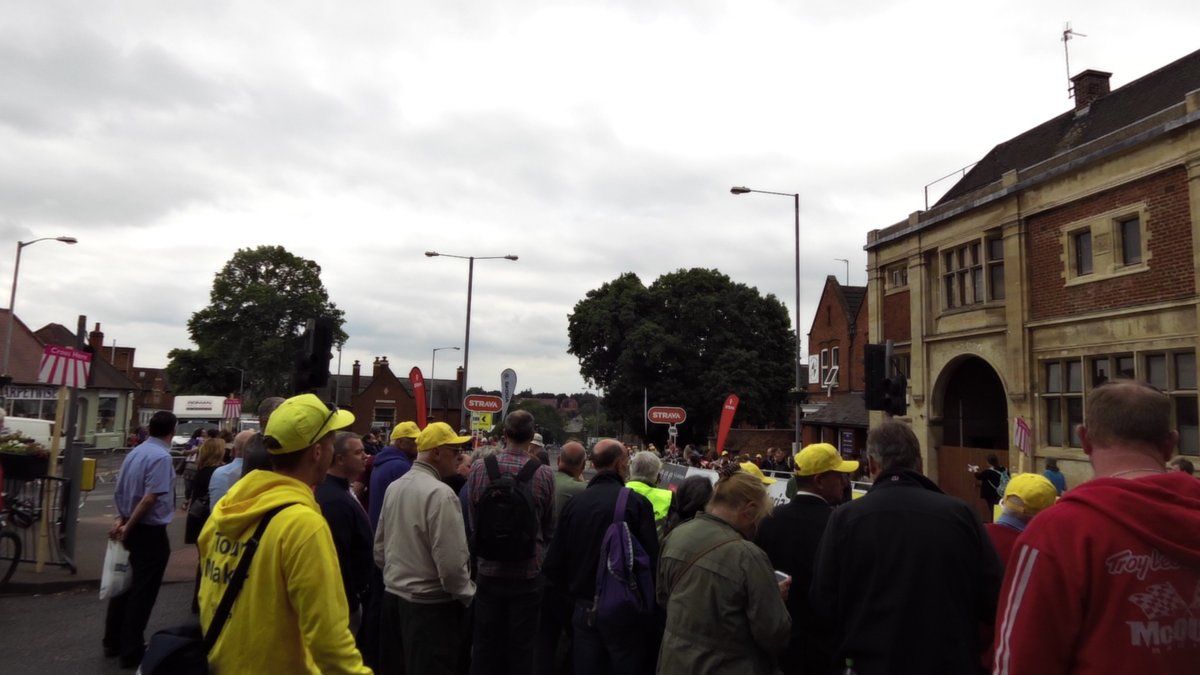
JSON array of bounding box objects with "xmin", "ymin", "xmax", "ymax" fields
[{"xmin": 0, "ymin": 495, "xmax": 34, "ymax": 588}]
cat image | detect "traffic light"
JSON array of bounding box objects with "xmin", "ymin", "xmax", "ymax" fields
[
  {"xmin": 293, "ymin": 317, "xmax": 336, "ymax": 393},
  {"xmin": 864, "ymin": 343, "xmax": 907, "ymax": 416}
]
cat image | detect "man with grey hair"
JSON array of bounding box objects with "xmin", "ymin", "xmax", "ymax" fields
[
  {"xmin": 811, "ymin": 420, "xmax": 1001, "ymax": 675},
  {"xmin": 467, "ymin": 409, "xmax": 556, "ymax": 675},
  {"xmin": 316, "ymin": 431, "xmax": 373, "ymax": 622},
  {"xmin": 626, "ymin": 450, "xmax": 672, "ymax": 535},
  {"xmin": 208, "ymin": 429, "xmax": 256, "ymax": 506},
  {"xmin": 240, "ymin": 395, "xmax": 286, "ymax": 477}
]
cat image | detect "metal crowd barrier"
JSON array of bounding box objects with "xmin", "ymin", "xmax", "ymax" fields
[{"xmin": 1, "ymin": 475, "xmax": 75, "ymax": 572}]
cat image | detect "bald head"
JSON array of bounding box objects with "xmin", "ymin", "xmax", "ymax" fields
[
  {"xmin": 232, "ymin": 430, "xmax": 256, "ymax": 458},
  {"xmin": 592, "ymin": 439, "xmax": 625, "ymax": 471},
  {"xmin": 558, "ymin": 441, "xmax": 586, "ymax": 478}
]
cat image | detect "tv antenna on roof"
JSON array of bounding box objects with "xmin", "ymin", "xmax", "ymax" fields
[{"xmin": 1062, "ymin": 22, "xmax": 1087, "ymax": 97}]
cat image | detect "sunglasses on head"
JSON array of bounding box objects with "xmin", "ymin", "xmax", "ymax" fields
[{"xmin": 307, "ymin": 407, "xmax": 337, "ymax": 447}]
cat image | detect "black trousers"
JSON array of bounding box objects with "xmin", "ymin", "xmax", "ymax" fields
[
  {"xmin": 535, "ymin": 581, "xmax": 574, "ymax": 675},
  {"xmin": 571, "ymin": 601, "xmax": 651, "ymax": 675},
  {"xmin": 380, "ymin": 591, "xmax": 465, "ymax": 675},
  {"xmin": 103, "ymin": 523, "xmax": 171, "ymax": 665},
  {"xmin": 471, "ymin": 575, "xmax": 543, "ymax": 675}
]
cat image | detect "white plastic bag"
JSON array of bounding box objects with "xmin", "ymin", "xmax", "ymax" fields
[{"xmin": 99, "ymin": 538, "xmax": 131, "ymax": 600}]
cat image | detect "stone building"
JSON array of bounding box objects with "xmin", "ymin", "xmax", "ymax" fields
[{"xmin": 865, "ymin": 49, "xmax": 1200, "ymax": 515}]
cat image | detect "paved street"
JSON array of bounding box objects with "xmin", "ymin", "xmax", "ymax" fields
[{"xmin": 0, "ymin": 582, "xmax": 193, "ymax": 673}]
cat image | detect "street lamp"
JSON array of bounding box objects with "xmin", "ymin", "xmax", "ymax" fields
[
  {"xmin": 425, "ymin": 251, "xmax": 519, "ymax": 429},
  {"xmin": 430, "ymin": 346, "xmax": 461, "ymax": 416},
  {"xmin": 2, "ymin": 236, "xmax": 78, "ymax": 384},
  {"xmin": 224, "ymin": 366, "xmax": 245, "ymax": 400},
  {"xmin": 834, "ymin": 258, "xmax": 849, "ymax": 286},
  {"xmin": 731, "ymin": 186, "xmax": 803, "ymax": 453}
]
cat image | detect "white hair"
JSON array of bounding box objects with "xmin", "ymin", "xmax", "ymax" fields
[{"xmin": 629, "ymin": 450, "xmax": 662, "ymax": 483}]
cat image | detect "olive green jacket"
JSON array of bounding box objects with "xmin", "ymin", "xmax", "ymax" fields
[{"xmin": 655, "ymin": 513, "xmax": 791, "ymax": 675}]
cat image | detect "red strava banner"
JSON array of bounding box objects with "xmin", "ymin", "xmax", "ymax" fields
[
  {"xmin": 647, "ymin": 406, "xmax": 687, "ymax": 425},
  {"xmin": 410, "ymin": 367, "xmax": 428, "ymax": 429},
  {"xmin": 714, "ymin": 393, "xmax": 739, "ymax": 456}
]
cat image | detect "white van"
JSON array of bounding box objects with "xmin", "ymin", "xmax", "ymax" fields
[{"xmin": 5, "ymin": 416, "xmax": 56, "ymax": 448}]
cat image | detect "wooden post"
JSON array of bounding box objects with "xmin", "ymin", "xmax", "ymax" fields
[{"xmin": 36, "ymin": 384, "xmax": 68, "ymax": 572}]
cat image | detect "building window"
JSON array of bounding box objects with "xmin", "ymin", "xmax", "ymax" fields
[
  {"xmin": 887, "ymin": 265, "xmax": 908, "ymax": 290},
  {"xmin": 97, "ymin": 396, "xmax": 118, "ymax": 433},
  {"xmin": 1044, "ymin": 359, "xmax": 1083, "ymax": 447},
  {"xmin": 986, "ymin": 235, "xmax": 1005, "ymax": 300},
  {"xmin": 1151, "ymin": 351, "xmax": 1198, "ymax": 455},
  {"xmin": 1119, "ymin": 216, "xmax": 1142, "ymax": 266},
  {"xmin": 830, "ymin": 347, "xmax": 840, "ymax": 387},
  {"xmin": 820, "ymin": 349, "xmax": 830, "ymax": 385},
  {"xmin": 373, "ymin": 406, "xmax": 395, "ymax": 430},
  {"xmin": 1072, "ymin": 229, "xmax": 1093, "ymax": 276},
  {"xmin": 893, "ymin": 353, "xmax": 911, "ymax": 379},
  {"xmin": 942, "ymin": 241, "xmax": 984, "ymax": 309}
]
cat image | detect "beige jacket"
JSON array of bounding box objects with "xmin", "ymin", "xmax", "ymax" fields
[{"xmin": 373, "ymin": 460, "xmax": 475, "ymax": 605}]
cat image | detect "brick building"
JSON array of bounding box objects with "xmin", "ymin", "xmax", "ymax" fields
[
  {"xmin": 336, "ymin": 357, "xmax": 464, "ymax": 436},
  {"xmin": 801, "ymin": 276, "xmax": 869, "ymax": 458},
  {"xmin": 864, "ymin": 49, "xmax": 1200, "ymax": 517}
]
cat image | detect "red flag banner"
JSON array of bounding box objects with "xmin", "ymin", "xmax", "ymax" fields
[
  {"xmin": 715, "ymin": 393, "xmax": 739, "ymax": 456},
  {"xmin": 410, "ymin": 367, "xmax": 428, "ymax": 429}
]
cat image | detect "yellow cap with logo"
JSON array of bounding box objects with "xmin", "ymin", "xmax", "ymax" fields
[
  {"xmin": 263, "ymin": 394, "xmax": 355, "ymax": 454},
  {"xmin": 417, "ymin": 422, "xmax": 473, "ymax": 453},
  {"xmin": 795, "ymin": 443, "xmax": 859, "ymax": 477},
  {"xmin": 1002, "ymin": 473, "xmax": 1058, "ymax": 516},
  {"xmin": 391, "ymin": 421, "xmax": 421, "ymax": 441}
]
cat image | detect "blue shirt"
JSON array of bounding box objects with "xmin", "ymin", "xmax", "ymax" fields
[
  {"xmin": 208, "ymin": 457, "xmax": 244, "ymax": 506},
  {"xmin": 1043, "ymin": 469, "xmax": 1067, "ymax": 495},
  {"xmin": 113, "ymin": 437, "xmax": 175, "ymax": 526}
]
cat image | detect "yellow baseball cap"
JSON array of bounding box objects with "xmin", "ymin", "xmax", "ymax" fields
[
  {"xmin": 739, "ymin": 461, "xmax": 776, "ymax": 485},
  {"xmin": 417, "ymin": 422, "xmax": 473, "ymax": 453},
  {"xmin": 1002, "ymin": 473, "xmax": 1058, "ymax": 517},
  {"xmin": 263, "ymin": 394, "xmax": 355, "ymax": 455},
  {"xmin": 795, "ymin": 443, "xmax": 859, "ymax": 477},
  {"xmin": 391, "ymin": 421, "xmax": 420, "ymax": 441}
]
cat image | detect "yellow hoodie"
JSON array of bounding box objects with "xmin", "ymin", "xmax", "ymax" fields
[{"xmin": 197, "ymin": 469, "xmax": 371, "ymax": 674}]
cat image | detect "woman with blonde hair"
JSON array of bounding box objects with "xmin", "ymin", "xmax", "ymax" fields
[
  {"xmin": 185, "ymin": 437, "xmax": 224, "ymax": 612},
  {"xmin": 655, "ymin": 467, "xmax": 791, "ymax": 674}
]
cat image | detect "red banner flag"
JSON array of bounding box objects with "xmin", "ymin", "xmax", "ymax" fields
[
  {"xmin": 410, "ymin": 367, "xmax": 428, "ymax": 429},
  {"xmin": 715, "ymin": 393, "xmax": 739, "ymax": 456}
]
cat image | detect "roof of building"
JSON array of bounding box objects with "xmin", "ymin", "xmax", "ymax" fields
[
  {"xmin": 803, "ymin": 393, "xmax": 868, "ymax": 428},
  {"xmin": 937, "ymin": 47, "xmax": 1200, "ymax": 205},
  {"xmin": 809, "ymin": 276, "xmax": 867, "ymax": 337},
  {"xmin": 0, "ymin": 309, "xmax": 48, "ymax": 384},
  {"xmin": 326, "ymin": 372, "xmax": 462, "ymax": 410}
]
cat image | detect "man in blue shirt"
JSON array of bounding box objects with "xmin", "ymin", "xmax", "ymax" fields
[
  {"xmin": 103, "ymin": 410, "xmax": 177, "ymax": 668},
  {"xmin": 208, "ymin": 429, "xmax": 255, "ymax": 506}
]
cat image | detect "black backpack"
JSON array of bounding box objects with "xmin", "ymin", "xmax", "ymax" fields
[{"xmin": 473, "ymin": 456, "xmax": 540, "ymax": 562}]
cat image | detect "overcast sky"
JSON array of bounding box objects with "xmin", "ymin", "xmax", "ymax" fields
[{"xmin": 2, "ymin": 2, "xmax": 1196, "ymax": 394}]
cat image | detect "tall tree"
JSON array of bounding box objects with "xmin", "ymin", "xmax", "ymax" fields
[
  {"xmin": 167, "ymin": 246, "xmax": 346, "ymax": 401},
  {"xmin": 568, "ymin": 268, "xmax": 794, "ymax": 445}
]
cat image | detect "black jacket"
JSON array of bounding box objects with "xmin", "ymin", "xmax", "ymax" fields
[
  {"xmin": 315, "ymin": 473, "xmax": 374, "ymax": 612},
  {"xmin": 811, "ymin": 469, "xmax": 1002, "ymax": 675},
  {"xmin": 754, "ymin": 493, "xmax": 835, "ymax": 675},
  {"xmin": 543, "ymin": 470, "xmax": 659, "ymax": 602}
]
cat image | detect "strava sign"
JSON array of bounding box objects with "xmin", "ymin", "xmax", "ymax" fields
[
  {"xmin": 646, "ymin": 406, "xmax": 687, "ymax": 425},
  {"xmin": 463, "ymin": 394, "xmax": 503, "ymax": 413}
]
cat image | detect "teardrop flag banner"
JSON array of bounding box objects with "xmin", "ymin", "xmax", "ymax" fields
[
  {"xmin": 410, "ymin": 367, "xmax": 428, "ymax": 429},
  {"xmin": 715, "ymin": 393, "xmax": 739, "ymax": 456}
]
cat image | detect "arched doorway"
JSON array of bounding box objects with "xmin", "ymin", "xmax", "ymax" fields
[{"xmin": 933, "ymin": 355, "xmax": 1008, "ymax": 521}]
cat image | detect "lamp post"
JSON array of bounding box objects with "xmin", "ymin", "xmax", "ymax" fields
[
  {"xmin": 834, "ymin": 258, "xmax": 849, "ymax": 286},
  {"xmin": 425, "ymin": 251, "xmax": 518, "ymax": 429},
  {"xmin": 2, "ymin": 236, "xmax": 78, "ymax": 385},
  {"xmin": 430, "ymin": 346, "xmax": 461, "ymax": 417},
  {"xmin": 731, "ymin": 186, "xmax": 802, "ymax": 453},
  {"xmin": 224, "ymin": 366, "xmax": 245, "ymax": 400}
]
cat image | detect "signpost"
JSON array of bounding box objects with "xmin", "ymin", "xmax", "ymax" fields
[
  {"xmin": 470, "ymin": 411, "xmax": 493, "ymax": 432},
  {"xmin": 36, "ymin": 345, "xmax": 91, "ymax": 571},
  {"xmin": 463, "ymin": 394, "xmax": 503, "ymax": 414}
]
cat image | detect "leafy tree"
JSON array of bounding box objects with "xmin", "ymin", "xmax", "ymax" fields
[
  {"xmin": 167, "ymin": 246, "xmax": 346, "ymax": 401},
  {"xmin": 568, "ymin": 268, "xmax": 794, "ymax": 445},
  {"xmin": 507, "ymin": 399, "xmax": 566, "ymax": 444}
]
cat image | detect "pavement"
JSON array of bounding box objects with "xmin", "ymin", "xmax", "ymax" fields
[
  {"xmin": 3, "ymin": 451, "xmax": 197, "ymax": 596},
  {"xmin": 0, "ymin": 580, "xmax": 194, "ymax": 673}
]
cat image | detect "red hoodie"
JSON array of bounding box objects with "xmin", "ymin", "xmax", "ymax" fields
[{"xmin": 992, "ymin": 471, "xmax": 1200, "ymax": 674}]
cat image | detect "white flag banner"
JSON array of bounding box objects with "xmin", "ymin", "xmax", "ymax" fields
[{"xmin": 500, "ymin": 368, "xmax": 517, "ymax": 419}]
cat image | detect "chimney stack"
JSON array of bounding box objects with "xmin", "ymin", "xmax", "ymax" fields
[
  {"xmin": 88, "ymin": 322, "xmax": 104, "ymax": 353},
  {"xmin": 351, "ymin": 360, "xmax": 361, "ymax": 395},
  {"xmin": 1071, "ymin": 69, "xmax": 1112, "ymax": 110}
]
